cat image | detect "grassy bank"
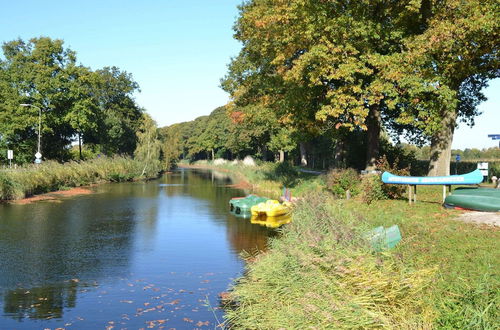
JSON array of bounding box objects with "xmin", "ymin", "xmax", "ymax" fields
[
  {"xmin": 0, "ymin": 156, "xmax": 160, "ymax": 201},
  {"xmin": 191, "ymin": 161, "xmax": 499, "ymax": 328},
  {"xmin": 179, "ymin": 160, "xmax": 324, "ymax": 199}
]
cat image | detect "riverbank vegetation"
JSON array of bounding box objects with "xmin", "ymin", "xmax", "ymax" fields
[
  {"xmin": 194, "ymin": 161, "xmax": 499, "ymax": 329},
  {"xmin": 0, "ymin": 156, "xmax": 160, "ymax": 201}
]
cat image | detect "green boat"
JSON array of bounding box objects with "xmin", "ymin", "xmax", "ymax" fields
[
  {"xmin": 444, "ymin": 188, "xmax": 500, "ymax": 212},
  {"xmin": 229, "ymin": 195, "xmax": 269, "ymax": 214}
]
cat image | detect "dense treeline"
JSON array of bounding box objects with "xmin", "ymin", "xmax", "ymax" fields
[
  {"xmin": 216, "ymin": 0, "xmax": 499, "ymax": 175},
  {"xmin": 161, "ymin": 104, "xmax": 500, "ymax": 175},
  {"xmin": 0, "ymin": 37, "xmax": 147, "ymax": 164}
]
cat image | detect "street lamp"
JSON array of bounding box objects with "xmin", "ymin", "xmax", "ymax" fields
[{"xmin": 20, "ymin": 103, "xmax": 42, "ymax": 162}]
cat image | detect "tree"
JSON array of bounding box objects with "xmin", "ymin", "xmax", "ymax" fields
[
  {"xmin": 134, "ymin": 114, "xmax": 161, "ymax": 177},
  {"xmin": 224, "ymin": 0, "xmax": 499, "ymax": 173},
  {"xmin": 0, "ymin": 37, "xmax": 77, "ymax": 161},
  {"xmin": 401, "ymin": 0, "xmax": 499, "ymax": 175},
  {"xmin": 224, "ymin": 1, "xmax": 441, "ymax": 170}
]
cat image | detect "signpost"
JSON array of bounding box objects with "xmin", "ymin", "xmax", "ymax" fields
[
  {"xmin": 477, "ymin": 162, "xmax": 488, "ymax": 179},
  {"xmin": 455, "ymin": 154, "xmax": 460, "ymax": 175},
  {"xmin": 488, "ymin": 134, "xmax": 500, "ymax": 147},
  {"xmin": 35, "ymin": 152, "xmax": 42, "ymax": 164},
  {"xmin": 7, "ymin": 150, "xmax": 13, "ymax": 168}
]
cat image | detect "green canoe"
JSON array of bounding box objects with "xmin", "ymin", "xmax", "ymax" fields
[
  {"xmin": 444, "ymin": 188, "xmax": 500, "ymax": 212},
  {"xmin": 229, "ymin": 195, "xmax": 269, "ymax": 214}
]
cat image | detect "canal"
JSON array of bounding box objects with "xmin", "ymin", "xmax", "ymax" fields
[{"xmin": 0, "ymin": 169, "xmax": 275, "ymax": 329}]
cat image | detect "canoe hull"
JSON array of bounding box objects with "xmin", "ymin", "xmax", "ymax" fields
[{"xmin": 444, "ymin": 188, "xmax": 500, "ymax": 212}]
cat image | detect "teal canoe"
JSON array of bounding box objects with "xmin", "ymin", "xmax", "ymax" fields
[
  {"xmin": 229, "ymin": 195, "xmax": 269, "ymax": 214},
  {"xmin": 444, "ymin": 188, "xmax": 500, "ymax": 212}
]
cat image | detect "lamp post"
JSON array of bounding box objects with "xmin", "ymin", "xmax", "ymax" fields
[{"xmin": 20, "ymin": 103, "xmax": 42, "ymax": 162}]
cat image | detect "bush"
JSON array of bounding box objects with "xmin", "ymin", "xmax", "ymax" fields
[
  {"xmin": 326, "ymin": 168, "xmax": 360, "ymax": 198},
  {"xmin": 360, "ymin": 174, "xmax": 386, "ymax": 205},
  {"xmin": 376, "ymin": 155, "xmax": 409, "ymax": 199}
]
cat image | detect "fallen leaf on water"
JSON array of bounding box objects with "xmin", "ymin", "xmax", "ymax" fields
[
  {"xmin": 120, "ymin": 300, "xmax": 133, "ymax": 304},
  {"xmin": 196, "ymin": 321, "xmax": 210, "ymax": 326},
  {"xmin": 183, "ymin": 317, "xmax": 194, "ymax": 323},
  {"xmin": 166, "ymin": 299, "xmax": 180, "ymax": 305},
  {"xmin": 144, "ymin": 302, "xmax": 150, "ymax": 306}
]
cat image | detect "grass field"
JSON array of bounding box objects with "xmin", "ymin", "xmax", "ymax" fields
[{"xmin": 188, "ymin": 161, "xmax": 499, "ymax": 329}]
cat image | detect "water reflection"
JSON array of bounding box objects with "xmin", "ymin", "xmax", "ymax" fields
[
  {"xmin": 3, "ymin": 281, "xmax": 80, "ymax": 321},
  {"xmin": 0, "ymin": 169, "xmax": 275, "ymax": 328}
]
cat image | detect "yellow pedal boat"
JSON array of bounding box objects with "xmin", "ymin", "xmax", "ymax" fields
[
  {"xmin": 250, "ymin": 214, "xmax": 291, "ymax": 228},
  {"xmin": 250, "ymin": 200, "xmax": 291, "ymax": 217}
]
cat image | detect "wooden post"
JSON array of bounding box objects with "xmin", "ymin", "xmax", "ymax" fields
[
  {"xmin": 442, "ymin": 185, "xmax": 446, "ymax": 203},
  {"xmin": 408, "ymin": 185, "xmax": 411, "ymax": 204},
  {"xmin": 413, "ymin": 185, "xmax": 417, "ymax": 203}
]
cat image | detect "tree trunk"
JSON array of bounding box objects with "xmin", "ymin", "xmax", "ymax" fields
[
  {"xmin": 299, "ymin": 142, "xmax": 308, "ymax": 166},
  {"xmin": 279, "ymin": 150, "xmax": 285, "ymax": 163},
  {"xmin": 211, "ymin": 149, "xmax": 214, "ymax": 160},
  {"xmin": 428, "ymin": 109, "xmax": 457, "ymax": 176},
  {"xmin": 365, "ymin": 105, "xmax": 381, "ymax": 171},
  {"xmin": 262, "ymin": 144, "xmax": 268, "ymax": 161},
  {"xmin": 334, "ymin": 139, "xmax": 345, "ymax": 168},
  {"xmin": 78, "ymin": 132, "xmax": 82, "ymax": 160}
]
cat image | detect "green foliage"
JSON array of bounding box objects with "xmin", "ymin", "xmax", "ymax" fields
[
  {"xmin": 263, "ymin": 161, "xmax": 300, "ymax": 187},
  {"xmin": 376, "ymin": 155, "xmax": 410, "ymax": 199},
  {"xmin": 325, "ymin": 168, "xmax": 360, "ymax": 198},
  {"xmin": 0, "ymin": 37, "xmax": 144, "ymax": 164},
  {"xmin": 360, "ymin": 174, "xmax": 386, "ymax": 205},
  {"xmin": 134, "ymin": 114, "xmax": 162, "ymax": 177}
]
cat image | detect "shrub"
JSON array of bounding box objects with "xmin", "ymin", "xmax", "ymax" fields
[
  {"xmin": 326, "ymin": 168, "xmax": 360, "ymax": 198},
  {"xmin": 360, "ymin": 174, "xmax": 386, "ymax": 204},
  {"xmin": 376, "ymin": 155, "xmax": 409, "ymax": 199}
]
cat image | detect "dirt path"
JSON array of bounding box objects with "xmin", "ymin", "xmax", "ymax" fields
[
  {"xmin": 456, "ymin": 211, "xmax": 500, "ymax": 227},
  {"xmin": 11, "ymin": 187, "xmax": 93, "ymax": 205}
]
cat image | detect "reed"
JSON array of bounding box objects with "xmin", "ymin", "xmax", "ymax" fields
[{"xmin": 0, "ymin": 156, "xmax": 160, "ymax": 201}]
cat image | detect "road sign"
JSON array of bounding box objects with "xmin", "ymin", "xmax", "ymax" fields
[
  {"xmin": 477, "ymin": 162, "xmax": 488, "ymax": 177},
  {"xmin": 35, "ymin": 152, "xmax": 42, "ymax": 159},
  {"xmin": 7, "ymin": 150, "xmax": 13, "ymax": 160},
  {"xmin": 487, "ymin": 134, "xmax": 500, "ymax": 140},
  {"xmin": 455, "ymin": 154, "xmax": 460, "ymax": 162}
]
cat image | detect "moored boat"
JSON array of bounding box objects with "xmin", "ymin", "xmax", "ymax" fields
[
  {"xmin": 250, "ymin": 214, "xmax": 291, "ymax": 228},
  {"xmin": 251, "ymin": 200, "xmax": 291, "ymax": 217},
  {"xmin": 382, "ymin": 169, "xmax": 483, "ymax": 185},
  {"xmin": 229, "ymin": 195, "xmax": 269, "ymax": 214},
  {"xmin": 444, "ymin": 188, "xmax": 500, "ymax": 212}
]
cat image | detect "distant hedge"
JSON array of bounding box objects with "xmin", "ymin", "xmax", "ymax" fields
[{"xmin": 409, "ymin": 160, "xmax": 500, "ymax": 180}]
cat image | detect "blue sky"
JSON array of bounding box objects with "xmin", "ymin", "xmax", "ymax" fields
[{"xmin": 0, "ymin": 0, "xmax": 498, "ymax": 149}]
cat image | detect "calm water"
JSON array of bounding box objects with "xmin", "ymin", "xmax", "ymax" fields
[{"xmin": 0, "ymin": 169, "xmax": 275, "ymax": 329}]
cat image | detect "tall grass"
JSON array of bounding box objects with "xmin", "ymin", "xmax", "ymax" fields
[
  {"xmin": 186, "ymin": 160, "xmax": 324, "ymax": 198},
  {"xmin": 225, "ymin": 192, "xmax": 437, "ymax": 329},
  {"xmin": 0, "ymin": 156, "xmax": 160, "ymax": 200}
]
